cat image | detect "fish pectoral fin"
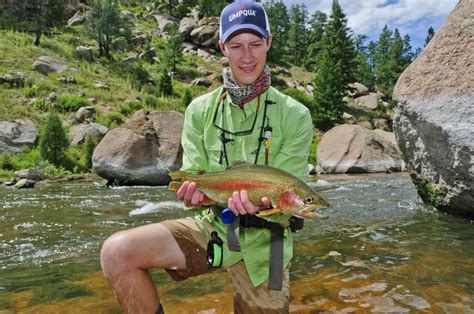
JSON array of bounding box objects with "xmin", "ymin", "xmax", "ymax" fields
[
  {"xmin": 202, "ymin": 198, "xmax": 216, "ymax": 206},
  {"xmin": 256, "ymin": 207, "xmax": 282, "ymax": 216},
  {"xmin": 168, "ymin": 181, "xmax": 182, "ymax": 191}
]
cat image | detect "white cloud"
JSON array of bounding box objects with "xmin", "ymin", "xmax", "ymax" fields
[{"xmin": 282, "ymin": 0, "xmax": 458, "ymax": 48}]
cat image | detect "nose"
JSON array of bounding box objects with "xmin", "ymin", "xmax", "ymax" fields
[{"xmin": 242, "ymin": 45, "xmax": 253, "ymax": 61}]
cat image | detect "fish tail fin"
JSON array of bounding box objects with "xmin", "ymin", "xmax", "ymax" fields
[{"xmin": 169, "ymin": 170, "xmax": 187, "ymax": 180}]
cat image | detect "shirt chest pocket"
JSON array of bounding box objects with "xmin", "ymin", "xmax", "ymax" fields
[{"xmin": 204, "ymin": 137, "xmax": 223, "ymax": 170}]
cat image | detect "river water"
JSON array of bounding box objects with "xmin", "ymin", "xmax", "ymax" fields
[{"xmin": 0, "ymin": 174, "xmax": 472, "ymax": 313}]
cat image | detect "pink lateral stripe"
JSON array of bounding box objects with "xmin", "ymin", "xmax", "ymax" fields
[{"xmin": 206, "ymin": 180, "xmax": 276, "ymax": 191}]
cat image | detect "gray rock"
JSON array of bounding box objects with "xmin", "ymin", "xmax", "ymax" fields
[
  {"xmin": 0, "ymin": 119, "xmax": 38, "ymax": 154},
  {"xmin": 76, "ymin": 46, "xmax": 97, "ymax": 61},
  {"xmin": 69, "ymin": 123, "xmax": 108, "ymax": 145},
  {"xmin": 112, "ymin": 37, "xmax": 128, "ymax": 51},
  {"xmin": 179, "ymin": 17, "xmax": 197, "ymax": 37},
  {"xmin": 0, "ymin": 72, "xmax": 25, "ymax": 87},
  {"xmin": 14, "ymin": 168, "xmax": 44, "ymax": 181},
  {"xmin": 354, "ymin": 93, "xmax": 381, "ymax": 110},
  {"xmin": 154, "ymin": 13, "xmax": 178, "ymax": 33},
  {"xmin": 33, "ymin": 56, "xmax": 68, "ymax": 75},
  {"xmin": 393, "ymin": 0, "xmax": 473, "ymax": 218},
  {"xmin": 92, "ymin": 110, "xmax": 184, "ymax": 185},
  {"xmin": 192, "ymin": 78, "xmax": 211, "ymax": 87},
  {"xmin": 15, "ymin": 179, "xmax": 36, "ymax": 189},
  {"xmin": 317, "ymin": 124, "xmax": 403, "ymax": 174},
  {"xmin": 68, "ymin": 11, "xmax": 85, "ymax": 26},
  {"xmin": 190, "ymin": 25, "xmax": 218, "ymax": 48},
  {"xmin": 348, "ymin": 82, "xmax": 369, "ymax": 97}
]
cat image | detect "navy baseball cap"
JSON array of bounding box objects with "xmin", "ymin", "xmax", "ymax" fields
[{"xmin": 219, "ymin": 1, "xmax": 270, "ymax": 43}]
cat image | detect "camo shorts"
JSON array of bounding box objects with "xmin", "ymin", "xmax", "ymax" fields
[{"xmin": 160, "ymin": 217, "xmax": 290, "ymax": 313}]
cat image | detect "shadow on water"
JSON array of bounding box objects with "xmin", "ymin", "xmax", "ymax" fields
[{"xmin": 0, "ymin": 174, "xmax": 473, "ymax": 313}]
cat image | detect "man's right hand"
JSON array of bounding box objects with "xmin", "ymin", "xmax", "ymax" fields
[{"xmin": 177, "ymin": 181, "xmax": 213, "ymax": 207}]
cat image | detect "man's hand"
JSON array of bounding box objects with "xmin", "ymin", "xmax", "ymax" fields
[
  {"xmin": 228, "ymin": 190, "xmax": 271, "ymax": 216},
  {"xmin": 177, "ymin": 181, "xmax": 212, "ymax": 207}
]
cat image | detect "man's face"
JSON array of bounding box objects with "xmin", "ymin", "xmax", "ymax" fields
[{"xmin": 219, "ymin": 32, "xmax": 272, "ymax": 85}]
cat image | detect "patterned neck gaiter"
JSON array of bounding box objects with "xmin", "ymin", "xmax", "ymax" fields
[{"xmin": 223, "ymin": 64, "xmax": 271, "ymax": 108}]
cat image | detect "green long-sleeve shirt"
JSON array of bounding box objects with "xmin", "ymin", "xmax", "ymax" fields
[{"xmin": 180, "ymin": 86, "xmax": 313, "ymax": 287}]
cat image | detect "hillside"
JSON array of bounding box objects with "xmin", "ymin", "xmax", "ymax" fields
[{"xmin": 0, "ymin": 2, "xmax": 395, "ymax": 180}]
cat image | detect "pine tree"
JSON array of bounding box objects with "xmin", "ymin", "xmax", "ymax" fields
[
  {"xmin": 322, "ymin": 0, "xmax": 357, "ymax": 88},
  {"xmin": 159, "ymin": 70, "xmax": 173, "ymax": 97},
  {"xmin": 163, "ymin": 23, "xmax": 184, "ymax": 74},
  {"xmin": 312, "ymin": 49, "xmax": 345, "ymax": 131},
  {"xmin": 39, "ymin": 111, "xmax": 69, "ymax": 167},
  {"xmin": 198, "ymin": 0, "xmax": 227, "ymax": 17},
  {"xmin": 9, "ymin": 0, "xmax": 67, "ymax": 45},
  {"xmin": 86, "ymin": 0, "xmax": 129, "ymax": 60},
  {"xmin": 264, "ymin": 0, "xmax": 290, "ymax": 65},
  {"xmin": 354, "ymin": 35, "xmax": 375, "ymax": 90},
  {"xmin": 305, "ymin": 10, "xmax": 327, "ymax": 71},
  {"xmin": 424, "ymin": 26, "xmax": 435, "ymax": 47},
  {"xmin": 288, "ymin": 4, "xmax": 308, "ymax": 66},
  {"xmin": 373, "ymin": 25, "xmax": 393, "ymax": 94}
]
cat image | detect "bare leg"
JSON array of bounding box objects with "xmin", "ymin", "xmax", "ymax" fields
[{"xmin": 100, "ymin": 223, "xmax": 186, "ymax": 313}]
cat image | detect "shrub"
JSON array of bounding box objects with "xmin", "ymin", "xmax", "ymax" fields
[
  {"xmin": 53, "ymin": 94, "xmax": 91, "ymax": 113},
  {"xmin": 119, "ymin": 101, "xmax": 143, "ymax": 116},
  {"xmin": 144, "ymin": 95, "xmax": 158, "ymax": 108},
  {"xmin": 83, "ymin": 136, "xmax": 98, "ymax": 170},
  {"xmin": 182, "ymin": 88, "xmax": 193, "ymax": 107},
  {"xmin": 38, "ymin": 111, "xmax": 69, "ymax": 167}
]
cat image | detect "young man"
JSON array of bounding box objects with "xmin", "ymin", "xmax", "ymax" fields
[{"xmin": 100, "ymin": 1, "xmax": 313, "ymax": 313}]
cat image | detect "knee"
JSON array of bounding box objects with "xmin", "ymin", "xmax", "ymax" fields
[{"xmin": 100, "ymin": 231, "xmax": 135, "ymax": 276}]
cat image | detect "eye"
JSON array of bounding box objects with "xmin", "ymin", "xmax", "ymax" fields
[{"xmin": 305, "ymin": 197, "xmax": 313, "ymax": 204}]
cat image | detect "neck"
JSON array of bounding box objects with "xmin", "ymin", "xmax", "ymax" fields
[{"xmin": 223, "ymin": 65, "xmax": 271, "ymax": 107}]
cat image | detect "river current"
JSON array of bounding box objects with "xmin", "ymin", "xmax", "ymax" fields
[{"xmin": 0, "ymin": 174, "xmax": 472, "ymax": 313}]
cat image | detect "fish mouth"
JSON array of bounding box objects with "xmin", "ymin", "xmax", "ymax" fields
[{"xmin": 294, "ymin": 206, "xmax": 329, "ymax": 220}]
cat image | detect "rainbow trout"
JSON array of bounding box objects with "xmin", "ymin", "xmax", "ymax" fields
[{"xmin": 168, "ymin": 162, "xmax": 329, "ymax": 225}]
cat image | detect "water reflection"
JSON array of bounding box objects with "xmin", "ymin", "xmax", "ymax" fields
[{"xmin": 0, "ymin": 174, "xmax": 473, "ymax": 312}]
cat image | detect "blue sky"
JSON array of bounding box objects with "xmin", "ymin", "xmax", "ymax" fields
[{"xmin": 279, "ymin": 0, "xmax": 458, "ymax": 50}]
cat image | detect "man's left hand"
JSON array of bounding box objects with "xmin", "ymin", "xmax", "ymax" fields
[{"xmin": 228, "ymin": 190, "xmax": 271, "ymax": 216}]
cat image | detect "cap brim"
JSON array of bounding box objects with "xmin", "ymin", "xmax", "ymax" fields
[{"xmin": 221, "ymin": 24, "xmax": 269, "ymax": 43}]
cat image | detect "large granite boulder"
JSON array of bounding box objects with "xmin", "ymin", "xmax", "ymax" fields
[
  {"xmin": 317, "ymin": 124, "xmax": 404, "ymax": 174},
  {"xmin": 92, "ymin": 110, "xmax": 184, "ymax": 185},
  {"xmin": 0, "ymin": 119, "xmax": 38, "ymax": 154},
  {"xmin": 392, "ymin": 0, "xmax": 473, "ymax": 218}
]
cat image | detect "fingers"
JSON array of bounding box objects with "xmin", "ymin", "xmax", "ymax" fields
[
  {"xmin": 177, "ymin": 181, "xmax": 203, "ymax": 207},
  {"xmin": 261, "ymin": 197, "xmax": 271, "ymax": 209},
  {"xmin": 228, "ymin": 190, "xmax": 258, "ymax": 216}
]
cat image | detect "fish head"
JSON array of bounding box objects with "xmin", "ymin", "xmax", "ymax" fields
[{"xmin": 278, "ymin": 184, "xmax": 330, "ymax": 220}]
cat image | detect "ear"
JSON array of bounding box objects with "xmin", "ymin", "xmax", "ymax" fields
[
  {"xmin": 219, "ymin": 41, "xmax": 228, "ymax": 57},
  {"xmin": 266, "ymin": 35, "xmax": 273, "ymax": 52}
]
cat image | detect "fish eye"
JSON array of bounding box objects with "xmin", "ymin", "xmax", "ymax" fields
[{"xmin": 305, "ymin": 197, "xmax": 313, "ymax": 204}]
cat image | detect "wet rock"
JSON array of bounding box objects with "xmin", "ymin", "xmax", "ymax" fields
[
  {"xmin": 393, "ymin": 0, "xmax": 473, "ymax": 218},
  {"xmin": 14, "ymin": 179, "xmax": 36, "ymax": 189},
  {"xmin": 317, "ymin": 124, "xmax": 403, "ymax": 174},
  {"xmin": 92, "ymin": 110, "xmax": 184, "ymax": 185}
]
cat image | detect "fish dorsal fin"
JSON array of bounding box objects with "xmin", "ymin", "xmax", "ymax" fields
[{"xmin": 226, "ymin": 160, "xmax": 254, "ymax": 169}]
